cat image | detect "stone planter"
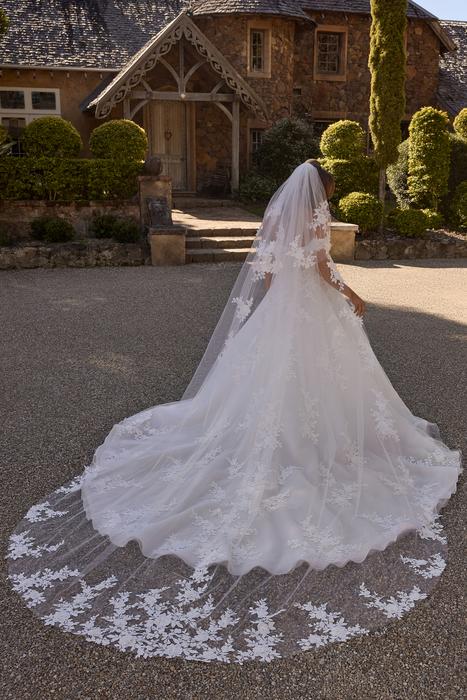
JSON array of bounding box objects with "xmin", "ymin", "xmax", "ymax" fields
[
  {"xmin": 147, "ymin": 227, "xmax": 187, "ymax": 266},
  {"xmin": 330, "ymin": 222, "xmax": 358, "ymax": 262}
]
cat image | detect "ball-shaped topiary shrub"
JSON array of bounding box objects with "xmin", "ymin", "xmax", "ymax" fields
[
  {"xmin": 31, "ymin": 215, "xmax": 74, "ymax": 243},
  {"xmin": 320, "ymin": 120, "xmax": 366, "ymax": 160},
  {"xmin": 338, "ymin": 192, "xmax": 383, "ymax": 233},
  {"xmin": 111, "ymin": 218, "xmax": 141, "ymax": 243},
  {"xmin": 22, "ymin": 117, "xmax": 82, "ymax": 158},
  {"xmin": 422, "ymin": 209, "xmax": 444, "ymax": 230},
  {"xmin": 449, "ymin": 181, "xmax": 467, "ymax": 228},
  {"xmin": 89, "ymin": 120, "xmax": 148, "ymax": 161},
  {"xmin": 453, "ymin": 108, "xmax": 467, "ymax": 139},
  {"xmin": 392, "ymin": 208, "xmax": 427, "ymax": 238}
]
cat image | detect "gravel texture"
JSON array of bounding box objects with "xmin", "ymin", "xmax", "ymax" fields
[{"xmin": 1, "ymin": 261, "xmax": 466, "ymax": 700}]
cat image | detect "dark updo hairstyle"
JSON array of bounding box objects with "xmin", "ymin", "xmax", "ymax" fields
[{"xmin": 305, "ymin": 158, "xmax": 335, "ymax": 200}]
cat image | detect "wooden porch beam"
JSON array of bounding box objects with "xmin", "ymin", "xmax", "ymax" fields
[
  {"xmin": 231, "ymin": 99, "xmax": 240, "ymax": 194},
  {"xmin": 131, "ymin": 90, "xmax": 235, "ymax": 102}
]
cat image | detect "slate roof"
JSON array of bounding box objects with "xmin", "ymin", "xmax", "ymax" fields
[
  {"xmin": 0, "ymin": 0, "xmax": 447, "ymax": 70},
  {"xmin": 438, "ymin": 21, "xmax": 467, "ymax": 116}
]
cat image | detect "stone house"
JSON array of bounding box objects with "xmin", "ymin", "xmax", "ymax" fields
[{"xmin": 0, "ymin": 1, "xmax": 463, "ymax": 195}]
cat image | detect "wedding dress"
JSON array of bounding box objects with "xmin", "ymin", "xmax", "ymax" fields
[{"xmin": 8, "ymin": 163, "xmax": 461, "ymax": 663}]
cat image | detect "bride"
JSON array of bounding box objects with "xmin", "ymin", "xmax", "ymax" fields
[{"xmin": 8, "ymin": 161, "xmax": 461, "ymax": 663}]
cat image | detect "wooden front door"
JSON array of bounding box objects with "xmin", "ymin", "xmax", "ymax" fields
[{"xmin": 149, "ymin": 101, "xmax": 188, "ymax": 190}]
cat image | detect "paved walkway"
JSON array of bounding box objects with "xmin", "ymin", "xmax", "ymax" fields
[
  {"xmin": 1, "ymin": 261, "xmax": 466, "ymax": 700},
  {"xmin": 172, "ymin": 206, "xmax": 261, "ymax": 233}
]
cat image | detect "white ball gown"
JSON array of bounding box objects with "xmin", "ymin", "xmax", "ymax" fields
[{"xmin": 8, "ymin": 163, "xmax": 461, "ymax": 663}]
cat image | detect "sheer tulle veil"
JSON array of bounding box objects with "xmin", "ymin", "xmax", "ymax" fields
[{"xmin": 7, "ymin": 162, "xmax": 461, "ymax": 663}]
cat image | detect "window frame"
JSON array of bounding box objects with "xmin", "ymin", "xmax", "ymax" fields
[
  {"xmin": 247, "ymin": 20, "xmax": 272, "ymax": 78},
  {"xmin": 313, "ymin": 26, "xmax": 348, "ymax": 82},
  {"xmin": 0, "ymin": 87, "xmax": 61, "ymax": 116}
]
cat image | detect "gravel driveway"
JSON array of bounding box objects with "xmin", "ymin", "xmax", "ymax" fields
[{"xmin": 1, "ymin": 261, "xmax": 466, "ymax": 700}]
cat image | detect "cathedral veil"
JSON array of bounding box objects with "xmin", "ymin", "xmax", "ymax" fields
[{"xmin": 7, "ymin": 163, "xmax": 461, "ymax": 663}]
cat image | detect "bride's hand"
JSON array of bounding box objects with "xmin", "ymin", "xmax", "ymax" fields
[{"xmin": 347, "ymin": 290, "xmax": 366, "ymax": 317}]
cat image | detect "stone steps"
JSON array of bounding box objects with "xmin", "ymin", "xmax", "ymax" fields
[
  {"xmin": 172, "ymin": 196, "xmax": 241, "ymax": 209},
  {"xmin": 186, "ymin": 248, "xmax": 251, "ymax": 263},
  {"xmin": 186, "ymin": 235, "xmax": 256, "ymax": 250}
]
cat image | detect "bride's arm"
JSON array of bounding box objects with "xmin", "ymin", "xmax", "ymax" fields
[{"xmin": 314, "ymin": 225, "xmax": 366, "ymax": 316}]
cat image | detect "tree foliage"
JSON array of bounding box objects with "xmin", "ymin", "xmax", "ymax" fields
[
  {"xmin": 320, "ymin": 120, "xmax": 366, "ymax": 160},
  {"xmin": 368, "ymin": 0, "xmax": 407, "ymax": 171},
  {"xmin": 0, "ymin": 8, "xmax": 8, "ymax": 37},
  {"xmin": 254, "ymin": 117, "xmax": 319, "ymax": 184},
  {"xmin": 453, "ymin": 108, "xmax": 467, "ymax": 139}
]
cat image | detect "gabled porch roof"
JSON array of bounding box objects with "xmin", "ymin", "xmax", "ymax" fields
[{"xmin": 85, "ymin": 11, "xmax": 268, "ymax": 120}]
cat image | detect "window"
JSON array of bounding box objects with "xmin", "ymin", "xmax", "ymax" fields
[
  {"xmin": 0, "ymin": 88, "xmax": 61, "ymax": 154},
  {"xmin": 250, "ymin": 30, "xmax": 265, "ymax": 72},
  {"xmin": 314, "ymin": 27, "xmax": 348, "ymax": 81},
  {"xmin": 247, "ymin": 21, "xmax": 271, "ymax": 78},
  {"xmin": 250, "ymin": 128, "xmax": 265, "ymax": 154}
]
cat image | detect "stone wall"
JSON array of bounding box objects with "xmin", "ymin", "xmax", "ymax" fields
[
  {"xmin": 0, "ymin": 239, "xmax": 149, "ymax": 270},
  {"xmin": 356, "ymin": 236, "xmax": 467, "ymax": 260},
  {"xmin": 0, "ymin": 200, "xmax": 139, "ymax": 240}
]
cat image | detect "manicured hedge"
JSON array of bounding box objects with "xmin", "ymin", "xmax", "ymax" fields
[
  {"xmin": 450, "ymin": 182, "xmax": 467, "ymax": 228},
  {"xmin": 391, "ymin": 208, "xmax": 427, "ymax": 237},
  {"xmin": 0, "ymin": 156, "xmax": 143, "ymax": 201},
  {"xmin": 408, "ymin": 107, "xmax": 451, "ymax": 210},
  {"xmin": 453, "ymin": 108, "xmax": 467, "ymax": 139}
]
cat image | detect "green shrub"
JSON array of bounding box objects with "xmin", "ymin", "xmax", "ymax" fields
[
  {"xmin": 89, "ymin": 119, "xmax": 148, "ymax": 161},
  {"xmin": 320, "ymin": 156, "xmax": 379, "ymax": 200},
  {"xmin": 89, "ymin": 214, "xmax": 119, "ymax": 238},
  {"xmin": 408, "ymin": 107, "xmax": 451, "ymax": 209},
  {"xmin": 22, "ymin": 116, "xmax": 82, "ymax": 158},
  {"xmin": 453, "ymin": 108, "xmax": 467, "ymax": 139},
  {"xmin": 253, "ymin": 117, "xmax": 319, "ymax": 184},
  {"xmin": 111, "ymin": 218, "xmax": 141, "ymax": 243},
  {"xmin": 89, "ymin": 213, "xmax": 140, "ymax": 242},
  {"xmin": 392, "ymin": 208, "xmax": 427, "ymax": 237},
  {"xmin": 449, "ymin": 181, "xmax": 467, "ymax": 228},
  {"xmin": 422, "ymin": 209, "xmax": 444, "ymax": 229},
  {"xmin": 320, "ymin": 120, "xmax": 366, "ymax": 160},
  {"xmin": 447, "ymin": 133, "xmax": 467, "ymax": 196},
  {"xmin": 387, "ymin": 139, "xmax": 410, "ymax": 208},
  {"xmin": 338, "ymin": 192, "xmax": 383, "ymax": 233},
  {"xmin": 31, "ymin": 216, "xmax": 74, "ymax": 243},
  {"xmin": 238, "ymin": 172, "xmax": 277, "ymax": 203},
  {"xmin": 88, "ymin": 159, "xmax": 143, "ymax": 200}
]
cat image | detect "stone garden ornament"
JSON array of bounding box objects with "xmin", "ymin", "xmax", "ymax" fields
[{"xmin": 8, "ymin": 163, "xmax": 461, "ymax": 663}]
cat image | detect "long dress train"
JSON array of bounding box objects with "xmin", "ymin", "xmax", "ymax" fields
[{"xmin": 8, "ymin": 163, "xmax": 461, "ymax": 663}]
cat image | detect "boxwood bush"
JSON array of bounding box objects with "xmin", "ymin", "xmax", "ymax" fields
[
  {"xmin": 338, "ymin": 192, "xmax": 383, "ymax": 233},
  {"xmin": 22, "ymin": 116, "xmax": 82, "ymax": 158},
  {"xmin": 89, "ymin": 119, "xmax": 148, "ymax": 161},
  {"xmin": 391, "ymin": 208, "xmax": 427, "ymax": 238},
  {"xmin": 31, "ymin": 216, "xmax": 75, "ymax": 243},
  {"xmin": 320, "ymin": 120, "xmax": 366, "ymax": 160},
  {"xmin": 387, "ymin": 139, "xmax": 410, "ymax": 208}
]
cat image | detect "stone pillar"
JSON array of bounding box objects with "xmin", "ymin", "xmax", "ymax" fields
[
  {"xmin": 148, "ymin": 227, "xmax": 186, "ymax": 266},
  {"xmin": 330, "ymin": 222, "xmax": 358, "ymax": 262},
  {"xmin": 138, "ymin": 176, "xmax": 173, "ymax": 231}
]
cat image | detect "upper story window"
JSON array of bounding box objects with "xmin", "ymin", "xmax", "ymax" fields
[
  {"xmin": 314, "ymin": 27, "xmax": 348, "ymax": 81},
  {"xmin": 247, "ymin": 21, "xmax": 272, "ymax": 78},
  {"xmin": 0, "ymin": 88, "xmax": 61, "ymax": 155}
]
